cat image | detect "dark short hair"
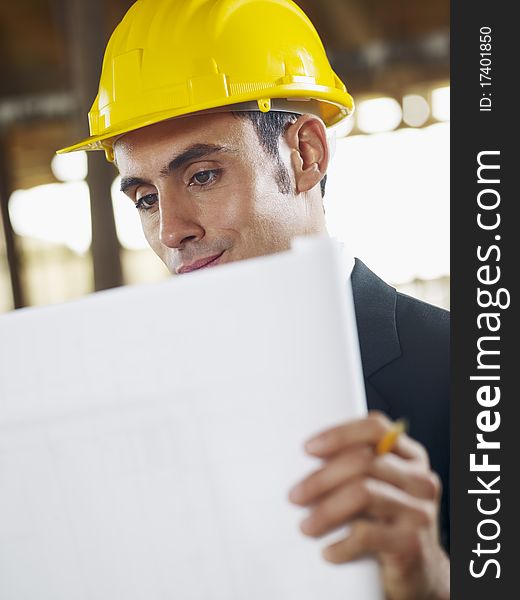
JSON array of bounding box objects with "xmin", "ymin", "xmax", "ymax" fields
[{"xmin": 232, "ymin": 111, "xmax": 327, "ymax": 198}]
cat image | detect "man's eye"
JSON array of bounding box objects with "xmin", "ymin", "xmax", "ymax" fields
[
  {"xmin": 135, "ymin": 194, "xmax": 158, "ymax": 210},
  {"xmin": 189, "ymin": 169, "xmax": 221, "ymax": 187}
]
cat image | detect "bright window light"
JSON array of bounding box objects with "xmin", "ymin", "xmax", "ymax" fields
[
  {"xmin": 8, "ymin": 177, "xmax": 151, "ymax": 256},
  {"xmin": 324, "ymin": 122, "xmax": 450, "ymax": 283},
  {"xmin": 356, "ymin": 97, "xmax": 402, "ymax": 134},
  {"xmin": 432, "ymin": 86, "xmax": 450, "ymax": 121},
  {"xmin": 403, "ymin": 94, "xmax": 430, "ymax": 127},
  {"xmin": 9, "ymin": 183, "xmax": 91, "ymax": 253},
  {"xmin": 111, "ymin": 177, "xmax": 150, "ymax": 250},
  {"xmin": 51, "ymin": 151, "xmax": 88, "ymax": 182}
]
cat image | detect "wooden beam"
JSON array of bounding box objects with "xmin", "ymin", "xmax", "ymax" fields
[
  {"xmin": 66, "ymin": 0, "xmax": 123, "ymax": 292},
  {"xmin": 0, "ymin": 134, "xmax": 25, "ymax": 309}
]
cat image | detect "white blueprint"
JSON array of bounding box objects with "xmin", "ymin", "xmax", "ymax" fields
[{"xmin": 0, "ymin": 237, "xmax": 383, "ymax": 599}]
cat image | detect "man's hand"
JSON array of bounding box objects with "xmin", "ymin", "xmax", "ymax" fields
[{"xmin": 288, "ymin": 411, "xmax": 450, "ymax": 600}]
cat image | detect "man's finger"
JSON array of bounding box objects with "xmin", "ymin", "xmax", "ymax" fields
[
  {"xmin": 304, "ymin": 411, "xmax": 392, "ymax": 457},
  {"xmin": 370, "ymin": 453, "xmax": 441, "ymax": 500},
  {"xmin": 393, "ymin": 434, "xmax": 431, "ymax": 465},
  {"xmin": 304, "ymin": 411, "xmax": 430, "ymax": 466},
  {"xmin": 290, "ymin": 450, "xmax": 441, "ymax": 506},
  {"xmin": 321, "ymin": 520, "xmax": 421, "ymax": 564},
  {"xmin": 289, "ymin": 446, "xmax": 372, "ymax": 504},
  {"xmin": 300, "ymin": 477, "xmax": 434, "ymax": 538}
]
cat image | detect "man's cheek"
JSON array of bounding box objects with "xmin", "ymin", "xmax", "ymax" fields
[
  {"xmin": 211, "ymin": 192, "xmax": 251, "ymax": 226},
  {"xmin": 143, "ymin": 226, "xmax": 171, "ymax": 266}
]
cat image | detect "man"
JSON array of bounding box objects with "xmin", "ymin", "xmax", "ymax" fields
[{"xmin": 59, "ymin": 1, "xmax": 450, "ymax": 598}]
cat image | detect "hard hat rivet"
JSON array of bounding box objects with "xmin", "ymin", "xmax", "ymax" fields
[{"xmin": 258, "ymin": 98, "xmax": 271, "ymax": 113}]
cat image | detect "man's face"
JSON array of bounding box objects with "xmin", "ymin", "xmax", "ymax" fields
[{"xmin": 115, "ymin": 112, "xmax": 326, "ymax": 274}]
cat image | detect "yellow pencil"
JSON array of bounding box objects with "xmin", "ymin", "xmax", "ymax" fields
[{"xmin": 375, "ymin": 419, "xmax": 408, "ymax": 455}]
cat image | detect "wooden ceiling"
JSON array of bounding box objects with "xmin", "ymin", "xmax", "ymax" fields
[{"xmin": 0, "ymin": 0, "xmax": 449, "ymax": 191}]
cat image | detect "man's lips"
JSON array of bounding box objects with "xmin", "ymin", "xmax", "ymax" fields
[{"xmin": 176, "ymin": 251, "xmax": 225, "ymax": 274}]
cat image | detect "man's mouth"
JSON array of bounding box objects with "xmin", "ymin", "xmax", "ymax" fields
[{"xmin": 176, "ymin": 251, "xmax": 225, "ymax": 274}]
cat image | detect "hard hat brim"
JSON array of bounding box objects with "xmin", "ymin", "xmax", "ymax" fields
[{"xmin": 57, "ymin": 87, "xmax": 354, "ymax": 161}]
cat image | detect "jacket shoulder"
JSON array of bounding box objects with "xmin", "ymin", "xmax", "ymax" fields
[
  {"xmin": 354, "ymin": 271, "xmax": 451, "ymax": 552},
  {"xmin": 394, "ymin": 291, "xmax": 450, "ymax": 384},
  {"xmin": 369, "ymin": 290, "xmax": 450, "ymax": 424}
]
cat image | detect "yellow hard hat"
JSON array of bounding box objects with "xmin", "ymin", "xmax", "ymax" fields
[{"xmin": 58, "ymin": 0, "xmax": 354, "ymax": 162}]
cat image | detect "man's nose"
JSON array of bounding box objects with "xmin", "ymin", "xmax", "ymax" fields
[{"xmin": 159, "ymin": 199, "xmax": 205, "ymax": 248}]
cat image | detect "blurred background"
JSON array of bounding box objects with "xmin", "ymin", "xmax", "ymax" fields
[{"xmin": 0, "ymin": 0, "xmax": 449, "ymax": 314}]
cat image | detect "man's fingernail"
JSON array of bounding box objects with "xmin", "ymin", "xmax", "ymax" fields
[
  {"xmin": 300, "ymin": 515, "xmax": 314, "ymax": 534},
  {"xmin": 322, "ymin": 547, "xmax": 333, "ymax": 561},
  {"xmin": 289, "ymin": 484, "xmax": 304, "ymax": 503},
  {"xmin": 305, "ymin": 436, "xmax": 325, "ymax": 453}
]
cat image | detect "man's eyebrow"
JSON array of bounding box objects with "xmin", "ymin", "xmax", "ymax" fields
[
  {"xmin": 120, "ymin": 176, "xmax": 149, "ymax": 194},
  {"xmin": 159, "ymin": 143, "xmax": 233, "ymax": 177},
  {"xmin": 119, "ymin": 144, "xmax": 234, "ymax": 194}
]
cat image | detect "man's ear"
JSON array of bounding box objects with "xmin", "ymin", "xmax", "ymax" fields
[{"xmin": 285, "ymin": 115, "xmax": 329, "ymax": 194}]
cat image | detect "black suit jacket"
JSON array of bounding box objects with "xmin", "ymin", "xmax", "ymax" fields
[{"xmin": 351, "ymin": 259, "xmax": 450, "ymax": 551}]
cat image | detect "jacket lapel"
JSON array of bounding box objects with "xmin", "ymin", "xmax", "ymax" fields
[{"xmin": 350, "ymin": 259, "xmax": 402, "ymax": 379}]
